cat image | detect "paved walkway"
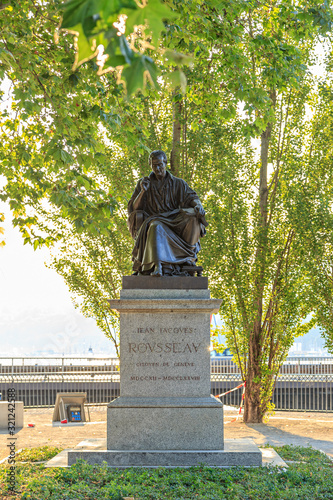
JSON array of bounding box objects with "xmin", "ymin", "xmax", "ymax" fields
[
  {"xmin": 1, "ymin": 406, "xmax": 332, "ymax": 461},
  {"xmin": 224, "ymin": 408, "xmax": 333, "ymax": 458}
]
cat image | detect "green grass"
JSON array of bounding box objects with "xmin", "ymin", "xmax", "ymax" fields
[
  {"xmin": 16, "ymin": 446, "xmax": 63, "ymax": 463},
  {"xmin": 0, "ymin": 445, "xmax": 332, "ymax": 499}
]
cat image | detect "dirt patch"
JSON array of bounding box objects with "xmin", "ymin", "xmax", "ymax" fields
[{"xmin": 1, "ymin": 406, "xmax": 332, "ymax": 461}]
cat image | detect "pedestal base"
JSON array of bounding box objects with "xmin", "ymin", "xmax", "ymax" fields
[
  {"xmin": 67, "ymin": 439, "xmax": 262, "ymax": 467},
  {"xmin": 107, "ymin": 396, "xmax": 224, "ymax": 450}
]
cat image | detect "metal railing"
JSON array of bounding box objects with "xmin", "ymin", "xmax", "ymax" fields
[
  {"xmin": 210, "ymin": 356, "xmax": 333, "ymax": 376},
  {"xmin": 0, "ymin": 355, "xmax": 332, "ymax": 411},
  {"xmin": 0, "ymin": 357, "xmax": 120, "ymax": 407},
  {"xmin": 210, "ymin": 355, "xmax": 333, "ymax": 411}
]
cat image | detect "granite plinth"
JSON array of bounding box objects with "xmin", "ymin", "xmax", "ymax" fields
[
  {"xmin": 67, "ymin": 439, "xmax": 262, "ymax": 467},
  {"xmin": 108, "ymin": 298, "xmax": 221, "ymax": 313},
  {"xmin": 120, "ymin": 289, "xmax": 210, "ymax": 299},
  {"xmin": 122, "ymin": 276, "xmax": 208, "ymax": 289}
]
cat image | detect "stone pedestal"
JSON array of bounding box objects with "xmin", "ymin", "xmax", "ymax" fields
[
  {"xmin": 67, "ymin": 277, "xmax": 262, "ymax": 467},
  {"xmin": 107, "ymin": 283, "xmax": 223, "ymax": 452}
]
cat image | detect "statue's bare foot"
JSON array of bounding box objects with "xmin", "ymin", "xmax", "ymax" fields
[{"xmin": 151, "ymin": 263, "xmax": 162, "ymax": 277}]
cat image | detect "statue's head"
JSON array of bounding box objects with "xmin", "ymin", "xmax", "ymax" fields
[
  {"xmin": 149, "ymin": 150, "xmax": 167, "ymax": 180},
  {"xmin": 149, "ymin": 150, "xmax": 167, "ymax": 164}
]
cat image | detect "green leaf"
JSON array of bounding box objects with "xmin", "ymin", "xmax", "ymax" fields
[
  {"xmin": 61, "ymin": 0, "xmax": 99, "ymax": 29},
  {"xmin": 122, "ymin": 57, "xmax": 145, "ymax": 95},
  {"xmin": 104, "ymin": 54, "xmax": 127, "ymax": 68},
  {"xmin": 77, "ymin": 175, "xmax": 91, "ymax": 190},
  {"xmin": 97, "ymin": 30, "xmax": 127, "ymax": 70},
  {"xmin": 68, "ymin": 73, "xmax": 80, "ymax": 86},
  {"xmin": 144, "ymin": 57, "xmax": 159, "ymax": 88},
  {"xmin": 124, "ymin": 0, "xmax": 178, "ymax": 46},
  {"xmin": 21, "ymin": 151, "xmax": 30, "ymax": 162},
  {"xmin": 60, "ymin": 150, "xmax": 73, "ymax": 164},
  {"xmin": 69, "ymin": 23, "xmax": 98, "ymax": 68},
  {"xmin": 0, "ymin": 47, "xmax": 15, "ymax": 65},
  {"xmin": 100, "ymin": 0, "xmax": 137, "ymax": 20},
  {"xmin": 119, "ymin": 35, "xmax": 133, "ymax": 65},
  {"xmin": 81, "ymin": 15, "xmax": 98, "ymax": 38},
  {"xmin": 74, "ymin": 218, "xmax": 84, "ymax": 230},
  {"xmin": 165, "ymin": 69, "xmax": 187, "ymax": 93},
  {"xmin": 163, "ymin": 50, "xmax": 193, "ymax": 67},
  {"xmin": 122, "ymin": 55, "xmax": 158, "ymax": 95},
  {"xmin": 145, "ymin": 0, "xmax": 178, "ymax": 45},
  {"xmin": 123, "ymin": 6, "xmax": 146, "ymax": 35},
  {"xmin": 61, "ymin": 0, "xmax": 137, "ymax": 29}
]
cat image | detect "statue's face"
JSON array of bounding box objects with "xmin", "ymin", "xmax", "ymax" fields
[{"xmin": 151, "ymin": 155, "xmax": 167, "ymax": 179}]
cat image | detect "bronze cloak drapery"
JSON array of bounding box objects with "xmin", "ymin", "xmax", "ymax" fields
[{"xmin": 127, "ymin": 171, "xmax": 206, "ymax": 273}]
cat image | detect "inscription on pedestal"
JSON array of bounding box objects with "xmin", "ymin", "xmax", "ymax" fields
[
  {"xmin": 120, "ymin": 313, "xmax": 211, "ymax": 398},
  {"xmin": 136, "ymin": 327, "xmax": 195, "ymax": 334}
]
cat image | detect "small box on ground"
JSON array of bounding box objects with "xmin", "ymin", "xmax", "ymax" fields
[
  {"xmin": 67, "ymin": 405, "xmax": 82, "ymax": 422},
  {"xmin": 53, "ymin": 393, "xmax": 87, "ymax": 423}
]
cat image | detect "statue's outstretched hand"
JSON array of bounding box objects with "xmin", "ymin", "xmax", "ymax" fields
[{"xmin": 140, "ymin": 177, "xmax": 150, "ymax": 192}]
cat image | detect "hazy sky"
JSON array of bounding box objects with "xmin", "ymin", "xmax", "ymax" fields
[{"xmin": 0, "ymin": 200, "xmax": 116, "ymax": 356}]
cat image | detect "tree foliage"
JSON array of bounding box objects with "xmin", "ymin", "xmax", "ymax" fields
[
  {"xmin": 59, "ymin": 0, "xmax": 181, "ymax": 93},
  {"xmin": 292, "ymin": 74, "xmax": 333, "ymax": 355},
  {"xmin": 205, "ymin": 81, "xmax": 325, "ymax": 419},
  {"xmin": 1, "ymin": 0, "xmax": 121, "ymax": 248}
]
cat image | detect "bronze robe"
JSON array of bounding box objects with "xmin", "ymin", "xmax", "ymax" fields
[{"xmin": 128, "ymin": 171, "xmax": 206, "ymax": 274}]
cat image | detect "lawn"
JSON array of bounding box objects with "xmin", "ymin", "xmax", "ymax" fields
[{"xmin": 0, "ymin": 445, "xmax": 332, "ymax": 499}]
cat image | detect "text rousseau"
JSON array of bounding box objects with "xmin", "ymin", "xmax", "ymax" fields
[{"xmin": 128, "ymin": 342, "xmax": 201, "ymax": 354}]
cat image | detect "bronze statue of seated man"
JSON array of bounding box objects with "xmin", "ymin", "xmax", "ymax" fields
[{"xmin": 127, "ymin": 150, "xmax": 207, "ymax": 277}]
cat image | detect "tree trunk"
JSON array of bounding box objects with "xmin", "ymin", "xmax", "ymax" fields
[
  {"xmin": 170, "ymin": 91, "xmax": 182, "ymax": 176},
  {"xmin": 244, "ymin": 375, "xmax": 263, "ymax": 422},
  {"xmin": 243, "ymin": 120, "xmax": 273, "ymax": 423}
]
